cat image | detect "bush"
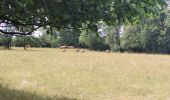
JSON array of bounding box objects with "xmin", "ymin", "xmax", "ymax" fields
[{"xmin": 79, "ymin": 31, "xmax": 109, "ymax": 51}]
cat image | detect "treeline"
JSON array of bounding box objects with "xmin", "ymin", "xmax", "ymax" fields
[
  {"xmin": 1, "ymin": 10, "xmax": 170, "ymax": 54},
  {"xmin": 121, "ymin": 10, "xmax": 170, "ymax": 54},
  {"xmin": 0, "ymin": 29, "xmax": 110, "ymax": 51}
]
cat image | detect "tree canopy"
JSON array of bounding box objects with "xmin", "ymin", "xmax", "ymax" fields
[{"xmin": 0, "ymin": 0, "xmax": 167, "ymax": 35}]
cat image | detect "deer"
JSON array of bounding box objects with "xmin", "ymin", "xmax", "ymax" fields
[
  {"xmin": 68, "ymin": 46, "xmax": 74, "ymax": 49},
  {"xmin": 24, "ymin": 45, "xmax": 31, "ymax": 50},
  {"xmin": 76, "ymin": 49, "xmax": 80, "ymax": 53},
  {"xmin": 60, "ymin": 46, "xmax": 68, "ymax": 49},
  {"xmin": 62, "ymin": 49, "xmax": 66, "ymax": 52},
  {"xmin": 106, "ymin": 50, "xmax": 111, "ymax": 53},
  {"xmin": 81, "ymin": 49, "xmax": 85, "ymax": 53}
]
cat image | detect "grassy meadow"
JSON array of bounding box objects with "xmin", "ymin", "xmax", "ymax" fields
[{"xmin": 0, "ymin": 47, "xmax": 170, "ymax": 100}]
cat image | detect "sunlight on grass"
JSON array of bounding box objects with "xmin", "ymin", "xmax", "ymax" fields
[{"xmin": 0, "ymin": 47, "xmax": 170, "ymax": 100}]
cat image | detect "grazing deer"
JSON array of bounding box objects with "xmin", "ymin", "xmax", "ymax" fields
[
  {"xmin": 24, "ymin": 45, "xmax": 31, "ymax": 50},
  {"xmin": 106, "ymin": 50, "xmax": 111, "ymax": 53},
  {"xmin": 81, "ymin": 49, "xmax": 85, "ymax": 53},
  {"xmin": 76, "ymin": 49, "xmax": 80, "ymax": 53},
  {"xmin": 62, "ymin": 49, "xmax": 66, "ymax": 52},
  {"xmin": 68, "ymin": 46, "xmax": 74, "ymax": 49},
  {"xmin": 60, "ymin": 46, "xmax": 68, "ymax": 49}
]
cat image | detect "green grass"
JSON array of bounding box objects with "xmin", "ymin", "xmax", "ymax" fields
[{"xmin": 0, "ymin": 47, "xmax": 170, "ymax": 100}]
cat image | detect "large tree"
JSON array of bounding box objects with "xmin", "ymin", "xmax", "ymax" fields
[{"xmin": 0, "ymin": 0, "xmax": 167, "ymax": 36}]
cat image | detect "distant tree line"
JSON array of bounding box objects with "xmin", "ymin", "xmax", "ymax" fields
[
  {"xmin": 0, "ymin": 29, "xmax": 109, "ymax": 51},
  {"xmin": 1, "ymin": 9, "xmax": 170, "ymax": 54},
  {"xmin": 0, "ymin": 0, "xmax": 167, "ymax": 54},
  {"xmin": 121, "ymin": 10, "xmax": 170, "ymax": 54}
]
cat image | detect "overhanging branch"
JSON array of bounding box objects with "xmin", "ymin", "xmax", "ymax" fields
[{"xmin": 0, "ymin": 26, "xmax": 41, "ymax": 36}]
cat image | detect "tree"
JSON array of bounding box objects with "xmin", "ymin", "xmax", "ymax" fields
[
  {"xmin": 0, "ymin": 0, "xmax": 167, "ymax": 36},
  {"xmin": 58, "ymin": 29, "xmax": 80, "ymax": 46},
  {"xmin": 79, "ymin": 30, "xmax": 109, "ymax": 50},
  {"xmin": 13, "ymin": 36, "xmax": 42, "ymax": 48},
  {"xmin": 121, "ymin": 25, "xmax": 144, "ymax": 52},
  {"xmin": 0, "ymin": 34, "xmax": 13, "ymax": 49},
  {"xmin": 121, "ymin": 8, "xmax": 170, "ymax": 54}
]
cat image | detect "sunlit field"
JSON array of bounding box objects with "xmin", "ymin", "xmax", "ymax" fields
[{"xmin": 0, "ymin": 47, "xmax": 170, "ymax": 100}]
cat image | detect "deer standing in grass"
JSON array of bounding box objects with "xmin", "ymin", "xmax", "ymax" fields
[
  {"xmin": 106, "ymin": 50, "xmax": 111, "ymax": 53},
  {"xmin": 24, "ymin": 45, "xmax": 31, "ymax": 50},
  {"xmin": 76, "ymin": 49, "xmax": 80, "ymax": 53},
  {"xmin": 81, "ymin": 49, "xmax": 85, "ymax": 53}
]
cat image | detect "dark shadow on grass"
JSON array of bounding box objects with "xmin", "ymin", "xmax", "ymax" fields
[{"xmin": 0, "ymin": 84, "xmax": 77, "ymax": 100}]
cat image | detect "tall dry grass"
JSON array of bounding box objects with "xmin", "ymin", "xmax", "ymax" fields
[{"xmin": 0, "ymin": 47, "xmax": 170, "ymax": 100}]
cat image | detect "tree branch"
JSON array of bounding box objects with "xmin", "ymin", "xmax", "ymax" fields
[{"xmin": 0, "ymin": 26, "xmax": 41, "ymax": 36}]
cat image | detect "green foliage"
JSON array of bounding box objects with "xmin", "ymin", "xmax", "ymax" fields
[
  {"xmin": 58, "ymin": 29, "xmax": 80, "ymax": 46},
  {"xmin": 79, "ymin": 31, "xmax": 109, "ymax": 50},
  {"xmin": 104, "ymin": 25, "xmax": 121, "ymax": 51},
  {"xmin": 0, "ymin": 37, "xmax": 3, "ymax": 46},
  {"xmin": 102, "ymin": 22, "xmax": 122, "ymax": 52},
  {"xmin": 51, "ymin": 39, "xmax": 60, "ymax": 48},
  {"xmin": 0, "ymin": 0, "xmax": 168, "ymax": 53},
  {"xmin": 13, "ymin": 36, "xmax": 42, "ymax": 47},
  {"xmin": 0, "ymin": 34, "xmax": 13, "ymax": 49},
  {"xmin": 121, "ymin": 10, "xmax": 170, "ymax": 54},
  {"xmin": 39, "ymin": 34, "xmax": 53, "ymax": 47},
  {"xmin": 121, "ymin": 27, "xmax": 144, "ymax": 52},
  {"xmin": 0, "ymin": 0, "xmax": 167, "ymax": 35},
  {"xmin": 13, "ymin": 37, "xmax": 24, "ymax": 47}
]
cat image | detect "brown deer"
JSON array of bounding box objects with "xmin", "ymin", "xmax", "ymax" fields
[
  {"xmin": 106, "ymin": 50, "xmax": 111, "ymax": 53},
  {"xmin": 62, "ymin": 49, "xmax": 66, "ymax": 52},
  {"xmin": 60, "ymin": 46, "xmax": 68, "ymax": 49},
  {"xmin": 81, "ymin": 49, "xmax": 85, "ymax": 53},
  {"xmin": 24, "ymin": 45, "xmax": 31, "ymax": 50},
  {"xmin": 76, "ymin": 49, "xmax": 80, "ymax": 53},
  {"xmin": 68, "ymin": 46, "xmax": 74, "ymax": 49}
]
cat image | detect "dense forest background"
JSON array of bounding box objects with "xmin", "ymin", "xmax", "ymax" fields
[{"xmin": 0, "ymin": 1, "xmax": 170, "ymax": 54}]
